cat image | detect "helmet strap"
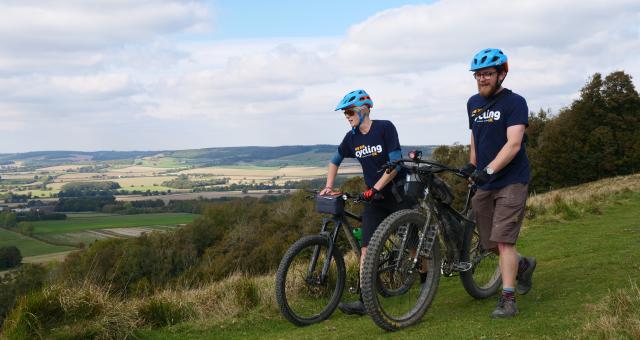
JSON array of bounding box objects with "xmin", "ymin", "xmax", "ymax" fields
[{"xmin": 351, "ymin": 111, "xmax": 365, "ymax": 135}]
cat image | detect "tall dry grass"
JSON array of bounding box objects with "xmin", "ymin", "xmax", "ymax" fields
[
  {"xmin": 1, "ymin": 284, "xmax": 138, "ymax": 339},
  {"xmin": 525, "ymin": 173, "xmax": 640, "ymax": 221},
  {"xmin": 581, "ymin": 279, "xmax": 640, "ymax": 339}
]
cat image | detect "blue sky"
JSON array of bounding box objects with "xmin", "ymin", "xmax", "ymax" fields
[
  {"xmin": 0, "ymin": 0, "xmax": 638, "ymax": 153},
  {"xmin": 210, "ymin": 1, "xmax": 431, "ymax": 39}
]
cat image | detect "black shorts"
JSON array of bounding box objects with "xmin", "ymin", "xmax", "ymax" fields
[{"xmin": 361, "ymin": 191, "xmax": 415, "ymax": 247}]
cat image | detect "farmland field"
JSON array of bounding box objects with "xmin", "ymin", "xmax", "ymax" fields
[
  {"xmin": 31, "ymin": 213, "xmax": 199, "ymax": 234},
  {"xmin": 0, "ymin": 228, "xmax": 74, "ymax": 257}
]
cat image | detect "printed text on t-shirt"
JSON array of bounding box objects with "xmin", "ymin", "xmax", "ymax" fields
[
  {"xmin": 355, "ymin": 144, "xmax": 383, "ymax": 158},
  {"xmin": 474, "ymin": 110, "xmax": 501, "ymax": 123}
]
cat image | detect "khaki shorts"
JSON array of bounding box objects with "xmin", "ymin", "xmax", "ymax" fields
[{"xmin": 471, "ymin": 183, "xmax": 528, "ymax": 251}]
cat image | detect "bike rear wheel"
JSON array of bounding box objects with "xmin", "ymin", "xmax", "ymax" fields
[
  {"xmin": 361, "ymin": 209, "xmax": 441, "ymax": 331},
  {"xmin": 275, "ymin": 235, "xmax": 346, "ymax": 326},
  {"xmin": 460, "ymin": 209, "xmax": 501, "ymax": 298}
]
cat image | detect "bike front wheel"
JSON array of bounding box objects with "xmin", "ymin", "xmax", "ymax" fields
[
  {"xmin": 361, "ymin": 209, "xmax": 441, "ymax": 331},
  {"xmin": 275, "ymin": 235, "xmax": 346, "ymax": 326},
  {"xmin": 459, "ymin": 209, "xmax": 501, "ymax": 298}
]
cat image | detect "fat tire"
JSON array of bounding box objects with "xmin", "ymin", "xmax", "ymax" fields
[
  {"xmin": 361, "ymin": 209, "xmax": 441, "ymax": 331},
  {"xmin": 459, "ymin": 209, "xmax": 501, "ymax": 299},
  {"xmin": 275, "ymin": 235, "xmax": 346, "ymax": 326}
]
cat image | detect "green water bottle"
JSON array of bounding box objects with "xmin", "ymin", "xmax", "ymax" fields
[{"xmin": 352, "ymin": 228, "xmax": 362, "ymax": 247}]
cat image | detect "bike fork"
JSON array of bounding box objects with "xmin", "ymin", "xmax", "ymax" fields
[
  {"xmin": 310, "ymin": 217, "xmax": 341, "ymax": 284},
  {"xmin": 412, "ymin": 210, "xmax": 438, "ymax": 272}
]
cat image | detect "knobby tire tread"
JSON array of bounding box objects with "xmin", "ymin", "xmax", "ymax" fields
[
  {"xmin": 361, "ymin": 209, "xmax": 441, "ymax": 331},
  {"xmin": 275, "ymin": 235, "xmax": 346, "ymax": 326}
]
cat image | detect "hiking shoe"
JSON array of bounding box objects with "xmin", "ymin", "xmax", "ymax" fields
[
  {"xmin": 491, "ymin": 297, "xmax": 518, "ymax": 318},
  {"xmin": 516, "ymin": 257, "xmax": 537, "ymax": 295},
  {"xmin": 338, "ymin": 300, "xmax": 366, "ymax": 316}
]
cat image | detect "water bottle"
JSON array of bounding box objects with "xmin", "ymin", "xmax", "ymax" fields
[{"xmin": 352, "ymin": 227, "xmax": 362, "ymax": 246}]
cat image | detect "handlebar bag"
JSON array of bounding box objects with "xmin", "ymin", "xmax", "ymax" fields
[{"xmin": 315, "ymin": 194, "xmax": 345, "ymax": 215}]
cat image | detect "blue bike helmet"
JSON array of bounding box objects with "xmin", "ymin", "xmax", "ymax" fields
[
  {"xmin": 470, "ymin": 48, "xmax": 509, "ymax": 72},
  {"xmin": 335, "ymin": 89, "xmax": 373, "ymax": 111}
]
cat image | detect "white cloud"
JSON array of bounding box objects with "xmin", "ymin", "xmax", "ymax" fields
[{"xmin": 0, "ymin": 0, "xmax": 639, "ymax": 152}]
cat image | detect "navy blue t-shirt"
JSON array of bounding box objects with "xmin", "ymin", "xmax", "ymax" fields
[
  {"xmin": 338, "ymin": 120, "xmax": 404, "ymax": 192},
  {"xmin": 467, "ymin": 89, "xmax": 531, "ymax": 190}
]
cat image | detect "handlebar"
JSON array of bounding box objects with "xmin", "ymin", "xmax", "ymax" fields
[
  {"xmin": 305, "ymin": 189, "xmax": 364, "ymax": 203},
  {"xmin": 380, "ymin": 158, "xmax": 469, "ymax": 179}
]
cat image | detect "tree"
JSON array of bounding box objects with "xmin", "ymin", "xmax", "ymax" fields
[
  {"xmin": 531, "ymin": 71, "xmax": 640, "ymax": 190},
  {"xmin": 18, "ymin": 222, "xmax": 34, "ymax": 237},
  {"xmin": 430, "ymin": 143, "xmax": 470, "ymax": 210},
  {"xmin": 0, "ymin": 246, "xmax": 22, "ymax": 270}
]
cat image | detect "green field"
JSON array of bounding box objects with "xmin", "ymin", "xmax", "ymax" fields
[
  {"xmin": 138, "ymin": 157, "xmax": 187, "ymax": 168},
  {"xmin": 0, "ymin": 228, "xmax": 74, "ymax": 257},
  {"xmin": 31, "ymin": 213, "xmax": 199, "ymax": 234},
  {"xmin": 139, "ymin": 191, "xmax": 640, "ymax": 339}
]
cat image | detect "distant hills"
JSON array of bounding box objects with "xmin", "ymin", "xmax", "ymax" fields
[{"xmin": 0, "ymin": 145, "xmax": 437, "ymax": 169}]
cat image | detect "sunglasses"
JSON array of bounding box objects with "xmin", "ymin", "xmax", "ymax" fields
[{"xmin": 343, "ymin": 107, "xmax": 362, "ymax": 117}]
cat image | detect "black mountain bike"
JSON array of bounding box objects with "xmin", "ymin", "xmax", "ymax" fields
[
  {"xmin": 275, "ymin": 191, "xmax": 407, "ymax": 326},
  {"xmin": 360, "ymin": 154, "xmax": 501, "ymax": 331},
  {"xmin": 275, "ymin": 191, "xmax": 364, "ymax": 326}
]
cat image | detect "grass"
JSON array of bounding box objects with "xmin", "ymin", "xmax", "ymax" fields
[
  {"xmin": 0, "ymin": 228, "xmax": 74, "ymax": 257},
  {"xmin": 31, "ymin": 213, "xmax": 199, "ymax": 234},
  {"xmin": 137, "ymin": 187, "xmax": 640, "ymax": 339},
  {"xmin": 138, "ymin": 157, "xmax": 186, "ymax": 168}
]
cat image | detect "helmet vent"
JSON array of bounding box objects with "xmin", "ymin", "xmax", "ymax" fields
[{"xmin": 480, "ymin": 56, "xmax": 487, "ymax": 63}]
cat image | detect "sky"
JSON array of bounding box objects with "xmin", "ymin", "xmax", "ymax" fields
[{"xmin": 0, "ymin": 0, "xmax": 639, "ymax": 153}]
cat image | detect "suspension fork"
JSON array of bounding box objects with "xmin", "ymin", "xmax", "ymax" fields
[
  {"xmin": 411, "ymin": 207, "xmax": 438, "ymax": 271},
  {"xmin": 392, "ymin": 222, "xmax": 411, "ymax": 273},
  {"xmin": 309, "ymin": 216, "xmax": 343, "ymax": 283}
]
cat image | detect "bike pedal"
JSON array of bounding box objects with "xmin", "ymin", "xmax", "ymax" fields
[{"xmin": 453, "ymin": 262, "xmax": 473, "ymax": 272}]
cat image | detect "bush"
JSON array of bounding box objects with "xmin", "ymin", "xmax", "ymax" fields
[
  {"xmin": 0, "ymin": 264, "xmax": 47, "ymax": 325},
  {"xmin": 0, "ymin": 246, "xmax": 22, "ymax": 270},
  {"xmin": 138, "ymin": 297, "xmax": 194, "ymax": 327},
  {"xmin": 2, "ymin": 284, "xmax": 137, "ymax": 340},
  {"xmin": 2, "ymin": 288, "xmax": 65, "ymax": 339}
]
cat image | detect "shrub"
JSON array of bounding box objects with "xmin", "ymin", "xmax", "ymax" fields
[
  {"xmin": 2, "ymin": 288, "xmax": 65, "ymax": 339},
  {"xmin": 2, "ymin": 284, "xmax": 137, "ymax": 340},
  {"xmin": 0, "ymin": 246, "xmax": 22, "ymax": 270},
  {"xmin": 138, "ymin": 296, "xmax": 194, "ymax": 327}
]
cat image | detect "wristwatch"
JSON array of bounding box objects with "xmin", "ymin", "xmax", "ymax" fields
[{"xmin": 485, "ymin": 167, "xmax": 495, "ymax": 175}]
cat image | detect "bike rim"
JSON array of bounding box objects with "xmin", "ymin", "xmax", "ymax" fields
[{"xmin": 284, "ymin": 243, "xmax": 342, "ymax": 321}]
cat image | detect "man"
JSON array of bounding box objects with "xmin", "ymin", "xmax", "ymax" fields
[
  {"xmin": 320, "ymin": 89, "xmax": 410, "ymax": 315},
  {"xmin": 462, "ymin": 48, "xmax": 537, "ymax": 318}
]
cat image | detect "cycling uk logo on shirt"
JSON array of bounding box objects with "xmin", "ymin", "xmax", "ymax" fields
[
  {"xmin": 355, "ymin": 144, "xmax": 383, "ymax": 158},
  {"xmin": 474, "ymin": 110, "xmax": 502, "ymax": 123}
]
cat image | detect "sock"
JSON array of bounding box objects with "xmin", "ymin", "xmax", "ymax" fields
[{"xmin": 502, "ymin": 287, "xmax": 515, "ymax": 301}]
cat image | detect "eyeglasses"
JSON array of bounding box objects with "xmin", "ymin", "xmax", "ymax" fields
[{"xmin": 473, "ymin": 71, "xmax": 497, "ymax": 80}]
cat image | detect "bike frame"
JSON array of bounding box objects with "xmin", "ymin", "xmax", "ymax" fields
[
  {"xmin": 312, "ymin": 203, "xmax": 362, "ymax": 284},
  {"xmin": 385, "ymin": 159, "xmax": 477, "ymax": 276}
]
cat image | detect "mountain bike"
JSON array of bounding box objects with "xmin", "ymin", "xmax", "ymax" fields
[
  {"xmin": 274, "ymin": 191, "xmax": 365, "ymax": 326},
  {"xmin": 275, "ymin": 190, "xmax": 410, "ymax": 326},
  {"xmin": 360, "ymin": 153, "xmax": 501, "ymax": 331}
]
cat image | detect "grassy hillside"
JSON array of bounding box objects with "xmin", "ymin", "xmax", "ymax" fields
[
  {"xmin": 135, "ymin": 176, "xmax": 640, "ymax": 339},
  {"xmin": 4, "ymin": 175, "xmax": 638, "ymax": 339}
]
